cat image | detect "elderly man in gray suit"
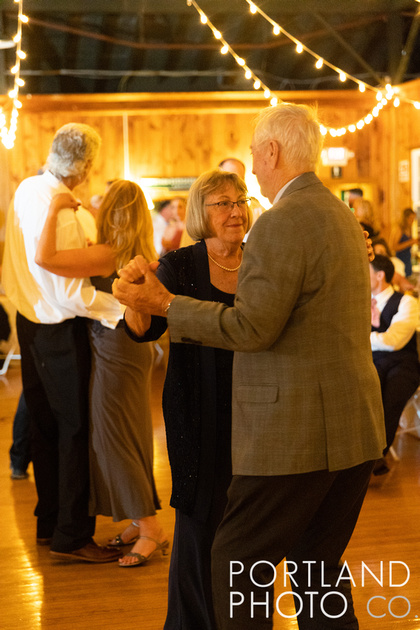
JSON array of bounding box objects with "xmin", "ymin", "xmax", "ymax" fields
[{"xmin": 113, "ymin": 103, "xmax": 385, "ymax": 629}]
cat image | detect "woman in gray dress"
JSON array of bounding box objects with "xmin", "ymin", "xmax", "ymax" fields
[{"xmin": 35, "ymin": 180, "xmax": 168, "ymax": 566}]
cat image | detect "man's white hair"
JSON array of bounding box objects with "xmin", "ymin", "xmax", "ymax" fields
[
  {"xmin": 253, "ymin": 103, "xmax": 323, "ymax": 172},
  {"xmin": 46, "ymin": 123, "xmax": 101, "ymax": 179}
]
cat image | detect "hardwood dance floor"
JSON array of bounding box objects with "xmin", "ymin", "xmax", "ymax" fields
[{"xmin": 1, "ymin": 359, "xmax": 420, "ymax": 629}]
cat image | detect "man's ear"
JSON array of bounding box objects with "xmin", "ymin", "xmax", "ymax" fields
[{"xmin": 268, "ymin": 140, "xmax": 280, "ymax": 168}]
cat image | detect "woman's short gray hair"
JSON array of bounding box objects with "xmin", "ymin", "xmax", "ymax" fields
[
  {"xmin": 186, "ymin": 169, "xmax": 252, "ymax": 241},
  {"xmin": 46, "ymin": 123, "xmax": 101, "ymax": 179},
  {"xmin": 253, "ymin": 103, "xmax": 323, "ymax": 172}
]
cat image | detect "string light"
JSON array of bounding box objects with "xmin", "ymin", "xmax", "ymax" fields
[
  {"xmin": 187, "ymin": 0, "xmax": 278, "ymax": 104},
  {"xmin": 241, "ymin": 0, "xmax": 420, "ymax": 124},
  {"xmin": 1, "ymin": 0, "xmax": 27, "ymax": 149},
  {"xmin": 188, "ymin": 0, "xmax": 415, "ymax": 136}
]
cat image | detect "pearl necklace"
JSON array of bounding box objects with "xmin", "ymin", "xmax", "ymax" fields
[{"xmin": 207, "ymin": 252, "xmax": 242, "ymax": 272}]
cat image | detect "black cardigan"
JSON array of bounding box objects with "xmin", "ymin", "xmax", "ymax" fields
[{"xmin": 126, "ymin": 240, "xmax": 232, "ymax": 517}]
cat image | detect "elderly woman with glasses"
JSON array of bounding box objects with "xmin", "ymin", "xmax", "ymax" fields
[{"xmin": 122, "ymin": 168, "xmax": 253, "ymax": 630}]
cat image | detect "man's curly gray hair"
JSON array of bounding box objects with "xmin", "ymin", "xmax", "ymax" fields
[{"xmin": 46, "ymin": 123, "xmax": 101, "ymax": 180}]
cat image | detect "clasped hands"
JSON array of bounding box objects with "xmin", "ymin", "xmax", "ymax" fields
[{"xmin": 112, "ymin": 255, "xmax": 174, "ymax": 318}]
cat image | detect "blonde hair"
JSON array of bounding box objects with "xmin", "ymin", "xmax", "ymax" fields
[
  {"xmin": 253, "ymin": 103, "xmax": 323, "ymax": 172},
  {"xmin": 96, "ymin": 179, "xmax": 157, "ymax": 269},
  {"xmin": 353, "ymin": 198, "xmax": 379, "ymax": 232},
  {"xmin": 186, "ymin": 169, "xmax": 252, "ymax": 241}
]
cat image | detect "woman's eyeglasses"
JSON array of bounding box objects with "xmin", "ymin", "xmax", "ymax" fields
[{"xmin": 205, "ymin": 199, "xmax": 251, "ymax": 212}]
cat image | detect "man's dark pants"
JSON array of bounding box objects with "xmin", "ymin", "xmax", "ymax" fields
[
  {"xmin": 16, "ymin": 312, "xmax": 95, "ymax": 551},
  {"xmin": 211, "ymin": 461, "xmax": 374, "ymax": 629}
]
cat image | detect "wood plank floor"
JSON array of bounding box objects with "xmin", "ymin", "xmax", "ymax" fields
[{"xmin": 1, "ymin": 360, "xmax": 420, "ymax": 629}]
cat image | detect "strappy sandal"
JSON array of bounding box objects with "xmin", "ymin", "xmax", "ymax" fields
[
  {"xmin": 108, "ymin": 521, "xmax": 139, "ymax": 548},
  {"xmin": 118, "ymin": 535, "xmax": 170, "ymax": 567}
]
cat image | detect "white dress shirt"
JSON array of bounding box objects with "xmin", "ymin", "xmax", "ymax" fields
[
  {"xmin": 2, "ymin": 170, "xmax": 123, "ymax": 328},
  {"xmin": 370, "ymin": 285, "xmax": 419, "ymax": 352}
]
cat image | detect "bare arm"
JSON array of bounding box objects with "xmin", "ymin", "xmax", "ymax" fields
[
  {"xmin": 124, "ymin": 307, "xmax": 152, "ymax": 337},
  {"xmin": 35, "ymin": 193, "xmax": 116, "ymax": 278},
  {"xmin": 389, "ymin": 226, "xmax": 418, "ymax": 253}
]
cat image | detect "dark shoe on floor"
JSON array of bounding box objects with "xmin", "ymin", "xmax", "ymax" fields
[
  {"xmin": 373, "ymin": 458, "xmax": 390, "ymax": 476},
  {"xmin": 50, "ymin": 540, "xmax": 123, "ymax": 563},
  {"xmin": 10, "ymin": 468, "xmax": 29, "ymax": 480}
]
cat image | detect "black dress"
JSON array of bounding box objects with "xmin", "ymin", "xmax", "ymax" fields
[{"xmin": 126, "ymin": 240, "xmax": 236, "ymax": 630}]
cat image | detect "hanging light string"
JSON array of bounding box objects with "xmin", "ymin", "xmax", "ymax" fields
[
  {"xmin": 187, "ymin": 0, "xmax": 279, "ymax": 106},
  {"xmin": 186, "ymin": 0, "xmax": 420, "ymax": 136},
  {"xmin": 0, "ymin": 0, "xmax": 28, "ymax": 149},
  {"xmin": 244, "ymin": 0, "xmax": 420, "ymax": 110}
]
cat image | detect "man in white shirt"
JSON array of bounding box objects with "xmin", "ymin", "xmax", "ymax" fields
[
  {"xmin": 2, "ymin": 123, "xmax": 123, "ymax": 562},
  {"xmin": 370, "ymin": 254, "xmax": 420, "ymax": 473}
]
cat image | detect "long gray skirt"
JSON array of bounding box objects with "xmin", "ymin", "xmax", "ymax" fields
[{"xmin": 88, "ymin": 320, "xmax": 161, "ymax": 521}]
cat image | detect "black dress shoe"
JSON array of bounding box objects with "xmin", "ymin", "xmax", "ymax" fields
[
  {"xmin": 50, "ymin": 540, "xmax": 123, "ymax": 563},
  {"xmin": 10, "ymin": 468, "xmax": 29, "ymax": 480},
  {"xmin": 373, "ymin": 458, "xmax": 390, "ymax": 476}
]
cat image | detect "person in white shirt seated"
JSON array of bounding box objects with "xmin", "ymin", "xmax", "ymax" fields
[
  {"xmin": 370, "ymin": 254, "xmax": 420, "ymax": 474},
  {"xmin": 372, "ymin": 237, "xmax": 416, "ymax": 293}
]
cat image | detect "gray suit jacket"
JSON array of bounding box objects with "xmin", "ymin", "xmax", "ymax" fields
[{"xmin": 168, "ymin": 172, "xmax": 386, "ymax": 475}]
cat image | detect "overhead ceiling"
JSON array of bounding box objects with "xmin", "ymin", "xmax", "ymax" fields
[{"xmin": 1, "ymin": 0, "xmax": 420, "ymax": 97}]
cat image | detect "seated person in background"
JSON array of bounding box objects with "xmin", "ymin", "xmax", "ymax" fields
[
  {"xmin": 353, "ymin": 197, "xmax": 380, "ymax": 239},
  {"xmin": 370, "ymin": 254, "xmax": 420, "ymax": 474},
  {"xmin": 372, "ymin": 237, "xmax": 416, "ymax": 293}
]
